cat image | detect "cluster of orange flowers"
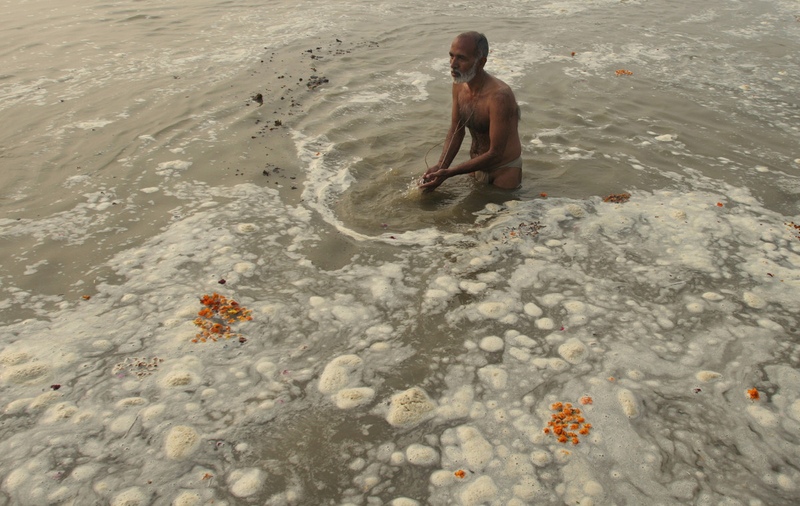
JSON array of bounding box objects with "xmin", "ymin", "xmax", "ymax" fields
[
  {"xmin": 615, "ymin": 69, "xmax": 633, "ymax": 76},
  {"xmin": 192, "ymin": 293, "xmax": 252, "ymax": 343},
  {"xmin": 543, "ymin": 402, "xmax": 592, "ymax": 445}
]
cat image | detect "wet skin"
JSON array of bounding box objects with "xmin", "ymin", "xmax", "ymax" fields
[{"xmin": 420, "ymin": 34, "xmax": 522, "ymax": 191}]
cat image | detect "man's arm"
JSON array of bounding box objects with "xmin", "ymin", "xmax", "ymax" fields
[
  {"xmin": 420, "ymin": 87, "xmax": 465, "ymax": 190},
  {"xmin": 434, "ymin": 86, "xmax": 466, "ymax": 170},
  {"xmin": 420, "ymin": 88, "xmax": 517, "ymax": 190},
  {"xmin": 440, "ymin": 89, "xmax": 516, "ymax": 176}
]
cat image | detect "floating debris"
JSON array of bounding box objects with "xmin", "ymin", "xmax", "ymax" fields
[
  {"xmin": 504, "ymin": 221, "xmax": 545, "ymax": 240},
  {"xmin": 615, "ymin": 69, "xmax": 633, "ymax": 76},
  {"xmin": 112, "ymin": 357, "xmax": 164, "ymax": 379},
  {"xmin": 192, "ymin": 293, "xmax": 252, "ymax": 343},
  {"xmin": 543, "ymin": 402, "xmax": 592, "ymax": 445},
  {"xmin": 786, "ymin": 221, "xmax": 800, "ymax": 240},
  {"xmin": 603, "ymin": 193, "xmax": 631, "ymax": 203},
  {"xmin": 306, "ymin": 75, "xmax": 329, "ymax": 90}
]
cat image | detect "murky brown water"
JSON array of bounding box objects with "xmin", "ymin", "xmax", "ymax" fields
[{"xmin": 2, "ymin": 0, "xmax": 800, "ymax": 504}]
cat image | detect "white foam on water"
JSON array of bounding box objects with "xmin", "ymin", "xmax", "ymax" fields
[{"xmin": 2, "ymin": 1, "xmax": 800, "ymax": 505}]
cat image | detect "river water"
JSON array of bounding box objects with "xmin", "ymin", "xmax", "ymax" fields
[{"xmin": 1, "ymin": 0, "xmax": 799, "ymax": 504}]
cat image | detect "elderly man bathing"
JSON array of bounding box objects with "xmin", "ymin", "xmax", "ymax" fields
[{"xmin": 419, "ymin": 31, "xmax": 522, "ymax": 191}]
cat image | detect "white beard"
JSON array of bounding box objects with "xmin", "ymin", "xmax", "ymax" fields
[{"xmin": 452, "ymin": 61, "xmax": 478, "ymax": 84}]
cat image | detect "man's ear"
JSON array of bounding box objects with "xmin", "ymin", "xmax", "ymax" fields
[{"xmin": 478, "ymin": 56, "xmax": 487, "ymax": 69}]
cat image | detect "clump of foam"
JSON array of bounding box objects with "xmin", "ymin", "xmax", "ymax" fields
[
  {"xmin": 385, "ymin": 387, "xmax": 436, "ymax": 428},
  {"xmin": 111, "ymin": 487, "xmax": 148, "ymax": 506},
  {"xmin": 617, "ymin": 389, "xmax": 641, "ymax": 418},
  {"xmin": 172, "ymin": 490, "xmax": 202, "ymax": 506},
  {"xmin": 1, "ymin": 362, "xmax": 49, "ymax": 384},
  {"xmin": 743, "ymin": 291, "xmax": 767, "ymax": 309},
  {"xmin": 478, "ymin": 365, "xmax": 508, "ymax": 390},
  {"xmin": 460, "ymin": 475, "xmax": 499, "ymax": 506},
  {"xmin": 523, "ymin": 302, "xmax": 543, "ymax": 317},
  {"xmin": 318, "ymin": 354, "xmax": 363, "ymax": 394},
  {"xmin": 405, "ymin": 444, "xmax": 439, "ymax": 466},
  {"xmin": 228, "ymin": 468, "xmax": 266, "ymax": 498},
  {"xmin": 164, "ymin": 425, "xmax": 200, "ymax": 460},
  {"xmin": 0, "ymin": 350, "xmax": 32, "ymax": 365},
  {"xmin": 335, "ymin": 387, "xmax": 376, "ymax": 409},
  {"xmin": 456, "ymin": 425, "xmax": 494, "ymax": 471},
  {"xmin": 388, "ymin": 498, "xmax": 420, "ymax": 506},
  {"xmin": 159, "ymin": 370, "xmax": 199, "ymax": 389},
  {"xmin": 479, "ymin": 335, "xmax": 504, "ymax": 352},
  {"xmin": 477, "ymin": 301, "xmax": 510, "ymax": 319},
  {"xmin": 696, "ymin": 370, "xmax": 722, "ymax": 382},
  {"xmin": 558, "ymin": 338, "xmax": 588, "ymax": 364}
]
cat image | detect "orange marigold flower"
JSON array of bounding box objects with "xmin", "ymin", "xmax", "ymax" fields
[
  {"xmin": 579, "ymin": 396, "xmax": 593, "ymax": 405},
  {"xmin": 579, "ymin": 427, "xmax": 590, "ymax": 435},
  {"xmin": 558, "ymin": 435, "xmax": 568, "ymax": 443},
  {"xmin": 747, "ymin": 388, "xmax": 760, "ymax": 401},
  {"xmin": 454, "ymin": 470, "xmax": 466, "ymax": 479},
  {"xmin": 551, "ymin": 402, "xmax": 563, "ymax": 411}
]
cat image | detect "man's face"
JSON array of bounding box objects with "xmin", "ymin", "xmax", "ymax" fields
[{"xmin": 449, "ymin": 36, "xmax": 481, "ymax": 84}]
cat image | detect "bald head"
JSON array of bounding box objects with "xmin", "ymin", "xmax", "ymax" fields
[{"xmin": 456, "ymin": 31, "xmax": 489, "ymax": 60}]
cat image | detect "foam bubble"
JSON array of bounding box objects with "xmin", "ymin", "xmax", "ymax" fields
[
  {"xmin": 460, "ymin": 475, "xmax": 499, "ymax": 506},
  {"xmin": 164, "ymin": 425, "xmax": 200, "ymax": 460},
  {"xmin": 405, "ymin": 444, "xmax": 439, "ymax": 466},
  {"xmin": 111, "ymin": 487, "xmax": 147, "ymax": 506},
  {"xmin": 530, "ymin": 450, "xmax": 552, "ymax": 467},
  {"xmin": 479, "ymin": 335, "xmax": 504, "ymax": 352},
  {"xmin": 523, "ymin": 303, "xmax": 543, "ymax": 317},
  {"xmin": 1, "ymin": 362, "xmax": 48, "ymax": 384},
  {"xmin": 696, "ymin": 371, "xmax": 722, "ymax": 382},
  {"xmin": 318, "ymin": 354, "xmax": 363, "ymax": 394},
  {"xmin": 558, "ymin": 338, "xmax": 588, "ymax": 364},
  {"xmin": 160, "ymin": 370, "xmax": 198, "ymax": 389},
  {"xmin": 0, "ymin": 350, "xmax": 31, "ymax": 365},
  {"xmin": 743, "ymin": 291, "xmax": 767, "ymax": 309},
  {"xmin": 536, "ymin": 318, "xmax": 555, "ymax": 329},
  {"xmin": 788, "ymin": 400, "xmax": 800, "ymax": 423},
  {"xmin": 478, "ymin": 365, "xmax": 508, "ymax": 390},
  {"xmin": 386, "ymin": 387, "xmax": 436, "ymax": 428},
  {"xmin": 457, "ymin": 425, "xmax": 493, "ymax": 471},
  {"xmin": 389, "ymin": 498, "xmax": 420, "ymax": 506},
  {"xmin": 228, "ymin": 468, "xmax": 266, "ymax": 498},
  {"xmin": 617, "ymin": 389, "xmax": 640, "ymax": 418},
  {"xmin": 539, "ymin": 293, "xmax": 565, "ymax": 307},
  {"xmin": 429, "ymin": 469, "xmax": 455, "ymax": 487},
  {"xmin": 334, "ymin": 387, "xmax": 376, "ymax": 409},
  {"xmin": 477, "ymin": 301, "xmax": 510, "ymax": 319},
  {"xmin": 40, "ymin": 402, "xmax": 79, "ymax": 424},
  {"xmin": 746, "ymin": 405, "xmax": 778, "ymax": 428},
  {"xmin": 173, "ymin": 491, "xmax": 202, "ymax": 506}
]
